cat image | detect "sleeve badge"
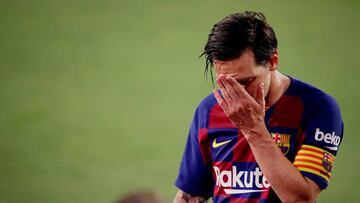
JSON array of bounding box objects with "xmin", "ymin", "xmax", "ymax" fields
[{"xmin": 271, "ymin": 133, "xmax": 291, "ymax": 155}]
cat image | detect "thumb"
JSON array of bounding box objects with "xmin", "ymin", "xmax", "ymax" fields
[{"xmin": 256, "ymin": 82, "xmax": 265, "ymax": 108}]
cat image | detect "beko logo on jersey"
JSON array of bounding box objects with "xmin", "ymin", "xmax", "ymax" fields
[
  {"xmin": 213, "ymin": 166, "xmax": 270, "ymax": 194},
  {"xmin": 314, "ymin": 128, "xmax": 340, "ymax": 150}
]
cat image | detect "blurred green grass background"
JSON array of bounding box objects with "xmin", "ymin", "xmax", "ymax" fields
[{"xmin": 0, "ymin": 0, "xmax": 359, "ymax": 202}]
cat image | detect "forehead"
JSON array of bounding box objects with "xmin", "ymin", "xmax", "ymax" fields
[{"xmin": 214, "ymin": 50, "xmax": 261, "ymax": 78}]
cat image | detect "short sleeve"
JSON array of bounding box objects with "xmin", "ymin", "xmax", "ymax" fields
[
  {"xmin": 175, "ymin": 107, "xmax": 214, "ymax": 198},
  {"xmin": 294, "ymin": 96, "xmax": 343, "ymax": 190}
]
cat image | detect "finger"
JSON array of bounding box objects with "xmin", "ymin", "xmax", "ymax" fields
[
  {"xmin": 226, "ymin": 76, "xmax": 252, "ymax": 99},
  {"xmin": 256, "ymin": 82, "xmax": 265, "ymax": 108},
  {"xmin": 220, "ymin": 76, "xmax": 241, "ymax": 101},
  {"xmin": 213, "ymin": 89, "xmax": 229, "ymax": 111},
  {"xmin": 216, "ymin": 75, "xmax": 234, "ymax": 105}
]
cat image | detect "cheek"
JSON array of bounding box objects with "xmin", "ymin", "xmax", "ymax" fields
[{"xmin": 263, "ymin": 75, "xmax": 271, "ymax": 94}]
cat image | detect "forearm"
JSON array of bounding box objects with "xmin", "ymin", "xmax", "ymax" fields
[{"xmin": 245, "ymin": 126, "xmax": 317, "ymax": 203}]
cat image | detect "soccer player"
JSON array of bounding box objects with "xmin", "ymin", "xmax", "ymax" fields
[{"xmin": 174, "ymin": 11, "xmax": 343, "ymax": 203}]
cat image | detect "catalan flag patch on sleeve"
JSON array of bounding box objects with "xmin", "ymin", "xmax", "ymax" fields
[{"xmin": 294, "ymin": 145, "xmax": 335, "ymax": 183}]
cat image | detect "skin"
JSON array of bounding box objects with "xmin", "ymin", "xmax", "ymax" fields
[{"xmin": 174, "ymin": 49, "xmax": 321, "ymax": 203}]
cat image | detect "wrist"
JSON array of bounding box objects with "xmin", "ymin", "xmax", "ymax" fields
[{"xmin": 241, "ymin": 123, "xmax": 271, "ymax": 144}]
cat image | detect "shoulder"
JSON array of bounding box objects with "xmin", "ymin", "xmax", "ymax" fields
[
  {"xmin": 288, "ymin": 77, "xmax": 341, "ymax": 115},
  {"xmin": 196, "ymin": 92, "xmax": 218, "ymax": 117},
  {"xmin": 192, "ymin": 92, "xmax": 218, "ymax": 128},
  {"xmin": 289, "ymin": 77, "xmax": 343, "ymax": 151}
]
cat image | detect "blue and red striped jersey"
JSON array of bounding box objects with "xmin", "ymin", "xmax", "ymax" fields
[{"xmin": 175, "ymin": 76, "xmax": 344, "ymax": 203}]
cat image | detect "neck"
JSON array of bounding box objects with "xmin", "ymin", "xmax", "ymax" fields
[{"xmin": 266, "ymin": 71, "xmax": 290, "ymax": 108}]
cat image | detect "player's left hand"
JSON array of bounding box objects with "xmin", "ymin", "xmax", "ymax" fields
[{"xmin": 213, "ymin": 74, "xmax": 266, "ymax": 137}]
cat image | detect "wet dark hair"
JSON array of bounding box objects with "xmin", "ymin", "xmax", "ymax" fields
[{"xmin": 201, "ymin": 11, "xmax": 278, "ymax": 83}]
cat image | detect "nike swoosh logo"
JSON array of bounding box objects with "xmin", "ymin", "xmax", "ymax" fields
[{"xmin": 212, "ymin": 139, "xmax": 232, "ymax": 148}]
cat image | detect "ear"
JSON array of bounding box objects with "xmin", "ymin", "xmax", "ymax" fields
[{"xmin": 268, "ymin": 50, "xmax": 279, "ymax": 71}]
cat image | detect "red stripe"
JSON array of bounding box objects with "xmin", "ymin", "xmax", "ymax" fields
[
  {"xmin": 296, "ymin": 153, "xmax": 322, "ymax": 160},
  {"xmin": 208, "ymin": 104, "xmax": 237, "ymax": 128},
  {"xmin": 295, "ymin": 164, "xmax": 330, "ymax": 179},
  {"xmin": 295, "ymin": 130, "xmax": 305, "ymax": 152},
  {"xmin": 295, "ymin": 158, "xmax": 323, "ymax": 167},
  {"xmin": 300, "ymin": 146, "xmax": 323, "ymax": 154},
  {"xmin": 198, "ymin": 128, "xmax": 211, "ymax": 164},
  {"xmin": 268, "ymin": 95, "xmax": 303, "ymax": 128},
  {"xmin": 260, "ymin": 188, "xmax": 271, "ymax": 200},
  {"xmin": 232, "ymin": 131, "xmax": 256, "ymax": 162},
  {"xmin": 294, "ymin": 164, "xmax": 323, "ymax": 172}
]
